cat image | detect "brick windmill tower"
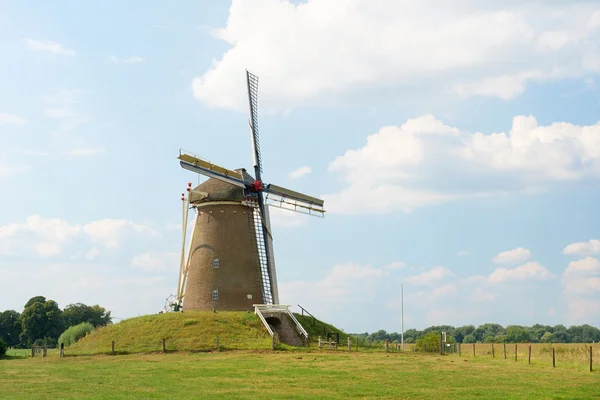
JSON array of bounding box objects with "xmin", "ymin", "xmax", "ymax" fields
[{"xmin": 172, "ymin": 71, "xmax": 325, "ymax": 313}]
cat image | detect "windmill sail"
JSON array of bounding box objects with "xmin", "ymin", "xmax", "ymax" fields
[
  {"xmin": 246, "ymin": 70, "xmax": 262, "ymax": 174},
  {"xmin": 264, "ymin": 184, "xmax": 325, "ymax": 217}
]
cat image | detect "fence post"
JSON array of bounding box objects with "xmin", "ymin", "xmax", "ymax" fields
[
  {"xmin": 514, "ymin": 344, "xmax": 517, "ymax": 362},
  {"xmin": 503, "ymin": 343, "xmax": 507, "ymax": 359},
  {"xmin": 111, "ymin": 341, "xmax": 115, "ymax": 355},
  {"xmin": 318, "ymin": 336, "xmax": 322, "ymax": 349},
  {"xmin": 528, "ymin": 345, "xmax": 531, "ymax": 365},
  {"xmin": 385, "ymin": 339, "xmax": 389, "ymax": 352},
  {"xmin": 216, "ymin": 335, "xmax": 220, "ymax": 351},
  {"xmin": 492, "ymin": 343, "xmax": 495, "ymax": 358},
  {"xmin": 60, "ymin": 343, "xmax": 64, "ymax": 358},
  {"xmin": 356, "ymin": 338, "xmax": 358, "ymax": 352},
  {"xmin": 162, "ymin": 338, "xmax": 166, "ymax": 353},
  {"xmin": 590, "ymin": 346, "xmax": 593, "ymax": 372},
  {"xmin": 458, "ymin": 343, "xmax": 461, "ymax": 356},
  {"xmin": 43, "ymin": 346, "xmax": 47, "ymax": 358},
  {"xmin": 552, "ymin": 347, "xmax": 555, "ymax": 368},
  {"xmin": 347, "ymin": 337, "xmax": 351, "ymax": 351},
  {"xmin": 31, "ymin": 347, "xmax": 34, "ymax": 358},
  {"xmin": 473, "ymin": 343, "xmax": 475, "ymax": 357},
  {"xmin": 271, "ymin": 335, "xmax": 275, "ymax": 350}
]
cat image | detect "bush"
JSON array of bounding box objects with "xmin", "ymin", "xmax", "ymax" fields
[
  {"xmin": 0, "ymin": 338, "xmax": 7, "ymax": 356},
  {"xmin": 415, "ymin": 330, "xmax": 456, "ymax": 353},
  {"xmin": 58, "ymin": 322, "xmax": 94, "ymax": 347}
]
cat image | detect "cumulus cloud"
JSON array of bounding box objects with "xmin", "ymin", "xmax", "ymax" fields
[
  {"xmin": 25, "ymin": 39, "xmax": 75, "ymax": 56},
  {"xmin": 322, "ymin": 114, "xmax": 600, "ymax": 214},
  {"xmin": 0, "ymin": 215, "xmax": 160, "ymax": 258},
  {"xmin": 0, "ymin": 113, "xmax": 27, "ymax": 126},
  {"xmin": 404, "ymin": 266, "xmax": 454, "ymax": 286},
  {"xmin": 561, "ymin": 257, "xmax": 600, "ymax": 324},
  {"xmin": 488, "ymin": 261, "xmax": 555, "ymax": 283},
  {"xmin": 493, "ymin": 247, "xmax": 532, "ymax": 264},
  {"xmin": 563, "ymin": 239, "xmax": 600, "ymax": 255},
  {"xmin": 192, "ymin": 0, "xmax": 600, "ymax": 112},
  {"xmin": 130, "ymin": 252, "xmax": 178, "ymax": 272},
  {"xmin": 288, "ymin": 166, "xmax": 311, "ymax": 179},
  {"xmin": 279, "ymin": 262, "xmax": 388, "ymax": 313}
]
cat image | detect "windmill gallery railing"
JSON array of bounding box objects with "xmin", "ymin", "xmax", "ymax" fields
[{"xmin": 254, "ymin": 304, "xmax": 309, "ymax": 341}]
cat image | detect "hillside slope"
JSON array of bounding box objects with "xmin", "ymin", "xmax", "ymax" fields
[{"xmin": 67, "ymin": 311, "xmax": 272, "ymax": 355}]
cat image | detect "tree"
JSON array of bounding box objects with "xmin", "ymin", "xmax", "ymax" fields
[
  {"xmin": 0, "ymin": 310, "xmax": 21, "ymax": 347},
  {"xmin": 454, "ymin": 325, "xmax": 475, "ymax": 343},
  {"xmin": 462, "ymin": 334, "xmax": 476, "ymax": 344},
  {"xmin": 505, "ymin": 326, "xmax": 531, "ymax": 343},
  {"xmin": 24, "ymin": 296, "xmax": 46, "ymax": 309},
  {"xmin": 0, "ymin": 338, "xmax": 7, "ymax": 356},
  {"xmin": 416, "ymin": 331, "xmax": 456, "ymax": 352},
  {"xmin": 62, "ymin": 303, "xmax": 112, "ymax": 328},
  {"xmin": 540, "ymin": 332, "xmax": 553, "ymax": 343},
  {"xmin": 20, "ymin": 300, "xmax": 64, "ymax": 346}
]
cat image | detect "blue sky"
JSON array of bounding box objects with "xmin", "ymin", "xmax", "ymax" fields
[{"xmin": 1, "ymin": 0, "xmax": 600, "ymax": 333}]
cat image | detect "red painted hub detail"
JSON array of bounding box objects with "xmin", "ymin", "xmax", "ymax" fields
[{"xmin": 250, "ymin": 180, "xmax": 264, "ymax": 192}]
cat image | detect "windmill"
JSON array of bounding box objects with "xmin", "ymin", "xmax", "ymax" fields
[{"xmin": 172, "ymin": 70, "xmax": 325, "ymax": 312}]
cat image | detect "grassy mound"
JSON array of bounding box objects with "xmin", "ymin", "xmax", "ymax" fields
[
  {"xmin": 67, "ymin": 311, "xmax": 272, "ymax": 355},
  {"xmin": 293, "ymin": 313, "xmax": 350, "ymax": 344}
]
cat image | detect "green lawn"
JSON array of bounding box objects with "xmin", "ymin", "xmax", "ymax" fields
[{"xmin": 1, "ymin": 350, "xmax": 598, "ymax": 399}]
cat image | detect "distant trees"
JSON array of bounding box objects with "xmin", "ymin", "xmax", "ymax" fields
[
  {"xmin": 62, "ymin": 303, "xmax": 111, "ymax": 328},
  {"xmin": 0, "ymin": 295, "xmax": 112, "ymax": 348},
  {"xmin": 0, "ymin": 338, "xmax": 7, "ymax": 356},
  {"xmin": 353, "ymin": 323, "xmax": 600, "ymax": 344},
  {"xmin": 0, "ymin": 310, "xmax": 21, "ymax": 347}
]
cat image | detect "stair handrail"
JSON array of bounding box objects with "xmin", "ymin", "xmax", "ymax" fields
[
  {"xmin": 254, "ymin": 305, "xmax": 274, "ymax": 337},
  {"xmin": 286, "ymin": 309, "xmax": 309, "ymax": 339}
]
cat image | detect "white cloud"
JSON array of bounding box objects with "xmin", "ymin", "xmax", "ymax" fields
[
  {"xmin": 323, "ymin": 114, "xmax": 600, "ymax": 214},
  {"xmin": 432, "ymin": 284, "xmax": 457, "ymax": 298},
  {"xmin": 83, "ymin": 219, "xmax": 159, "ymax": 250},
  {"xmin": 192, "ymin": 1, "xmax": 600, "ymax": 112},
  {"xmin": 488, "ymin": 261, "xmax": 555, "ymax": 283},
  {"xmin": 60, "ymin": 148, "xmax": 105, "ymax": 156},
  {"xmin": 456, "ymin": 250, "xmax": 469, "ymax": 256},
  {"xmin": 288, "ymin": 166, "xmax": 311, "ymax": 179},
  {"xmin": 561, "ymin": 257, "xmax": 600, "ymax": 324},
  {"xmin": 384, "ymin": 261, "xmax": 406, "ymax": 271},
  {"xmin": 404, "ymin": 266, "xmax": 454, "ymax": 286},
  {"xmin": 0, "ymin": 113, "xmax": 27, "ymax": 126},
  {"xmin": 25, "ymin": 39, "xmax": 75, "ymax": 56},
  {"xmin": 0, "ymin": 215, "xmax": 160, "ymax": 258},
  {"xmin": 563, "ymin": 239, "xmax": 600, "ymax": 256},
  {"xmin": 109, "ymin": 55, "xmax": 145, "ymax": 64},
  {"xmin": 0, "ymin": 215, "xmax": 81, "ymax": 257},
  {"xmin": 130, "ymin": 252, "xmax": 178, "ymax": 272},
  {"xmin": 280, "ymin": 262, "xmax": 388, "ymax": 313},
  {"xmin": 493, "ymin": 247, "xmax": 532, "ymax": 264}
]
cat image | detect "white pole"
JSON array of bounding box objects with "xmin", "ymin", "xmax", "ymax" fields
[{"xmin": 401, "ymin": 283, "xmax": 404, "ymax": 352}]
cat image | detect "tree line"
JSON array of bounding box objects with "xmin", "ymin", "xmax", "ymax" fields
[
  {"xmin": 353, "ymin": 323, "xmax": 600, "ymax": 344},
  {"xmin": 0, "ymin": 295, "xmax": 112, "ymax": 348}
]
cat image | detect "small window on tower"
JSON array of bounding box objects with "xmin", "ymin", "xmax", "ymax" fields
[
  {"xmin": 212, "ymin": 257, "xmax": 220, "ymax": 268},
  {"xmin": 212, "ymin": 289, "xmax": 218, "ymax": 300}
]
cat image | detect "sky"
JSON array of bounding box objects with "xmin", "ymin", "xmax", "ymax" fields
[{"xmin": 1, "ymin": 0, "xmax": 600, "ymax": 334}]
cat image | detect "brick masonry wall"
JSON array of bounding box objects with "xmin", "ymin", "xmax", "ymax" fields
[{"xmin": 183, "ymin": 203, "xmax": 265, "ymax": 311}]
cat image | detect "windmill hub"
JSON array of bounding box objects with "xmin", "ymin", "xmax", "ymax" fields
[{"xmin": 250, "ymin": 180, "xmax": 264, "ymax": 192}]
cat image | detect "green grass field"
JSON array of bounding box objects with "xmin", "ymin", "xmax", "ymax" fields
[
  {"xmin": 2, "ymin": 313, "xmax": 598, "ymax": 399},
  {"xmin": 1, "ymin": 350, "xmax": 598, "ymax": 399}
]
